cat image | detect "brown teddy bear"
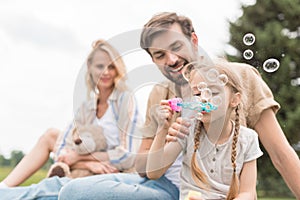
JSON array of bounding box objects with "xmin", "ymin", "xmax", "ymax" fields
[{"xmin": 47, "ymin": 125, "xmax": 107, "ymax": 178}]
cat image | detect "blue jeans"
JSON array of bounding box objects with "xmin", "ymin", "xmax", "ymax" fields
[
  {"xmin": 0, "ymin": 176, "xmax": 70, "ymax": 200},
  {"xmin": 59, "ymin": 173, "xmax": 179, "ymax": 200}
]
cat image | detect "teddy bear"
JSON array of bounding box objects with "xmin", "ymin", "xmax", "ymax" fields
[{"xmin": 47, "ymin": 124, "xmax": 107, "ymax": 178}]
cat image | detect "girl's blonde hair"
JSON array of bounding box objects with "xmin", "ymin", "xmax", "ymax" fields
[
  {"xmin": 86, "ymin": 39, "xmax": 127, "ymax": 98},
  {"xmin": 189, "ymin": 60, "xmax": 245, "ymax": 200}
]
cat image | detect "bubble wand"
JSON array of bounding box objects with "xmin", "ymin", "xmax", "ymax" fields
[{"xmin": 168, "ymin": 97, "xmax": 217, "ymax": 113}]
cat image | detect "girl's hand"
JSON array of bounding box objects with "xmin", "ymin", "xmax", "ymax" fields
[
  {"xmin": 185, "ymin": 191, "xmax": 203, "ymax": 200},
  {"xmin": 157, "ymin": 100, "xmax": 173, "ymax": 129},
  {"xmin": 166, "ymin": 117, "xmax": 191, "ymax": 142},
  {"xmin": 188, "ymin": 196, "xmax": 203, "ymax": 200}
]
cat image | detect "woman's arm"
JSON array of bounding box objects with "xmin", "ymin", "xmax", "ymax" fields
[
  {"xmin": 57, "ymin": 149, "xmax": 109, "ymax": 166},
  {"xmin": 234, "ymin": 160, "xmax": 257, "ymax": 200},
  {"xmin": 255, "ymin": 108, "xmax": 300, "ymax": 198},
  {"xmin": 71, "ymin": 160, "xmax": 118, "ymax": 174}
]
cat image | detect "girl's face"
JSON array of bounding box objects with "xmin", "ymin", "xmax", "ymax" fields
[
  {"xmin": 88, "ymin": 50, "xmax": 118, "ymax": 91},
  {"xmin": 189, "ymin": 71, "xmax": 233, "ymax": 124}
]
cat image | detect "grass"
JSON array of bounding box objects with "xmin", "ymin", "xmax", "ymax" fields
[
  {"xmin": 0, "ymin": 167, "xmax": 296, "ymax": 199},
  {"xmin": 259, "ymin": 199, "xmax": 296, "ymax": 200},
  {"xmin": 0, "ymin": 166, "xmax": 48, "ymax": 186}
]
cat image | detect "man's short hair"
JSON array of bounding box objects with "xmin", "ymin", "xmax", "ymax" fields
[{"xmin": 140, "ymin": 12, "xmax": 195, "ymax": 54}]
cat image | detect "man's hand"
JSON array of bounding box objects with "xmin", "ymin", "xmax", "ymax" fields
[{"xmin": 166, "ymin": 117, "xmax": 191, "ymax": 142}]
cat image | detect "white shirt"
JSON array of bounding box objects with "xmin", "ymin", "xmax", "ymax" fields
[
  {"xmin": 93, "ymin": 103, "xmax": 119, "ymax": 150},
  {"xmin": 178, "ymin": 122, "xmax": 263, "ymax": 200}
]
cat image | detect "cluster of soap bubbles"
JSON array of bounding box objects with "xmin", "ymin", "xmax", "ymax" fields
[
  {"xmin": 242, "ymin": 33, "xmax": 280, "ymax": 73},
  {"xmin": 243, "ymin": 33, "xmax": 255, "ymax": 60},
  {"xmin": 192, "ymin": 69, "xmax": 228, "ymax": 120}
]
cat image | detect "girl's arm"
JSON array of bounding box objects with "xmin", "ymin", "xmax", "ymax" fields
[
  {"xmin": 146, "ymin": 100, "xmax": 182, "ymax": 179},
  {"xmin": 234, "ymin": 159, "xmax": 257, "ymax": 200},
  {"xmin": 146, "ymin": 127, "xmax": 182, "ymax": 179}
]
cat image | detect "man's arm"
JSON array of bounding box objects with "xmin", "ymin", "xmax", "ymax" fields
[
  {"xmin": 255, "ymin": 108, "xmax": 300, "ymax": 198},
  {"xmin": 135, "ymin": 138, "xmax": 153, "ymax": 177}
]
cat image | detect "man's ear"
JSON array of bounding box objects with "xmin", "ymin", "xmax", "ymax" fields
[
  {"xmin": 191, "ymin": 32, "xmax": 198, "ymax": 50},
  {"xmin": 230, "ymin": 92, "xmax": 241, "ymax": 108}
]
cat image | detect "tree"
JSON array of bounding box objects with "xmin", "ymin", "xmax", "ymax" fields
[
  {"xmin": 9, "ymin": 150, "xmax": 25, "ymax": 167},
  {"xmin": 0, "ymin": 154, "xmax": 10, "ymax": 166},
  {"xmin": 225, "ymin": 0, "xmax": 300, "ymax": 197}
]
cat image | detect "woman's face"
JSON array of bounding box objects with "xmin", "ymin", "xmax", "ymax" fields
[{"xmin": 89, "ymin": 50, "xmax": 118, "ymax": 91}]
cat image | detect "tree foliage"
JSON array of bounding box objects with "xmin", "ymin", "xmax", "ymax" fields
[{"xmin": 226, "ymin": 0, "xmax": 300, "ymax": 197}]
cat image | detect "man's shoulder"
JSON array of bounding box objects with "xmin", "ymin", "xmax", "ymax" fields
[{"xmin": 229, "ymin": 62, "xmax": 260, "ymax": 76}]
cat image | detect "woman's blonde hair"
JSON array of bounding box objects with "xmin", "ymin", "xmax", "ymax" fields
[
  {"xmin": 86, "ymin": 39, "xmax": 127, "ymax": 98},
  {"xmin": 189, "ymin": 60, "xmax": 245, "ymax": 200}
]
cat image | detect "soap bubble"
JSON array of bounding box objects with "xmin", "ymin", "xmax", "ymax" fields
[
  {"xmin": 197, "ymin": 82, "xmax": 207, "ymax": 91},
  {"xmin": 217, "ymin": 74, "xmax": 228, "ymax": 86},
  {"xmin": 211, "ymin": 96, "xmax": 222, "ymax": 106},
  {"xmin": 243, "ymin": 49, "xmax": 254, "ymax": 60},
  {"xmin": 243, "ymin": 33, "xmax": 255, "ymax": 46},
  {"xmin": 201, "ymin": 88, "xmax": 212, "ymax": 101},
  {"xmin": 206, "ymin": 68, "xmax": 219, "ymax": 82},
  {"xmin": 195, "ymin": 112, "xmax": 203, "ymax": 120},
  {"xmin": 263, "ymin": 58, "xmax": 280, "ymax": 73}
]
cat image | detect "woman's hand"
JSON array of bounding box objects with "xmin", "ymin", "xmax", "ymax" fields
[
  {"xmin": 85, "ymin": 161, "xmax": 119, "ymax": 174},
  {"xmin": 57, "ymin": 149, "xmax": 80, "ymax": 166},
  {"xmin": 166, "ymin": 117, "xmax": 191, "ymax": 142}
]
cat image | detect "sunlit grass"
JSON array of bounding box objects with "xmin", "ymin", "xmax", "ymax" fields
[
  {"xmin": 0, "ymin": 167, "xmax": 296, "ymax": 199},
  {"xmin": 259, "ymin": 199, "xmax": 296, "ymax": 200},
  {"xmin": 0, "ymin": 166, "xmax": 47, "ymax": 186}
]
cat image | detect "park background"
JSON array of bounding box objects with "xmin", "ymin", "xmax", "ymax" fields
[{"xmin": 0, "ymin": 0, "xmax": 299, "ymax": 198}]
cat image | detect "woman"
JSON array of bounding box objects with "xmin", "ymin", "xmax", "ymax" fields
[{"xmin": 0, "ymin": 39, "xmax": 141, "ymax": 189}]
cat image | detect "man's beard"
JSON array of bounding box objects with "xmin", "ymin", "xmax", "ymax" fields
[{"xmin": 164, "ymin": 71, "xmax": 188, "ymax": 86}]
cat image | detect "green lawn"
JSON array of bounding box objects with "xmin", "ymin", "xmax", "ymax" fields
[
  {"xmin": 0, "ymin": 167, "xmax": 296, "ymax": 199},
  {"xmin": 0, "ymin": 166, "xmax": 47, "ymax": 186},
  {"xmin": 259, "ymin": 199, "xmax": 296, "ymax": 200}
]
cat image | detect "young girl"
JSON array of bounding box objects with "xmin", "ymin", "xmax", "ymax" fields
[{"xmin": 147, "ymin": 61, "xmax": 263, "ymax": 200}]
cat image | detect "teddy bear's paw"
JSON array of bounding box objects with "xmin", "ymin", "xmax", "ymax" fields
[
  {"xmin": 48, "ymin": 165, "xmax": 66, "ymax": 178},
  {"xmin": 47, "ymin": 162, "xmax": 71, "ymax": 178}
]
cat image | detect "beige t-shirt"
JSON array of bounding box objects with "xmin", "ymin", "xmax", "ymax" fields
[{"xmin": 142, "ymin": 61, "xmax": 280, "ymax": 139}]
